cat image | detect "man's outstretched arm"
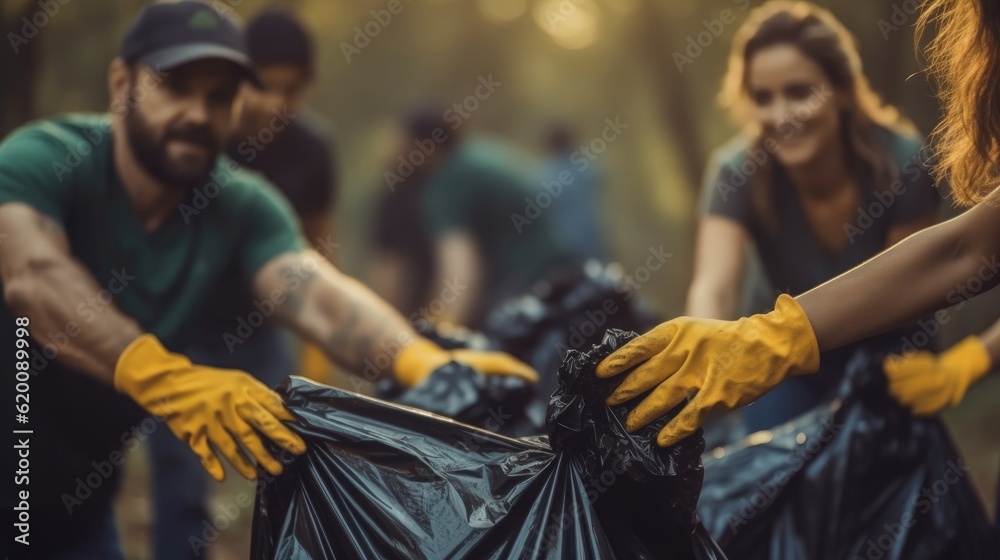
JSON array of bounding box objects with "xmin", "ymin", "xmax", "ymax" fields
[
  {"xmin": 0, "ymin": 203, "xmax": 142, "ymax": 381},
  {"xmin": 257, "ymin": 249, "xmax": 537, "ymax": 390},
  {"xmin": 0, "ymin": 202, "xmax": 306, "ymax": 481}
]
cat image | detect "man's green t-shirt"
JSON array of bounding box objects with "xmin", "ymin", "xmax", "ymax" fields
[
  {"xmin": 0, "ymin": 114, "xmax": 303, "ymax": 547},
  {"xmin": 423, "ymin": 137, "xmax": 567, "ymax": 324}
]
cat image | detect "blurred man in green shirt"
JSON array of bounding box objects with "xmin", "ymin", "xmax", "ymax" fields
[{"xmin": 393, "ymin": 109, "xmax": 568, "ymax": 328}]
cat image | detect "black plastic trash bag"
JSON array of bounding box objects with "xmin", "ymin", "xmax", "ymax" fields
[
  {"xmin": 251, "ymin": 330, "xmax": 726, "ymax": 560},
  {"xmin": 384, "ymin": 361, "xmax": 537, "ymax": 436},
  {"xmin": 373, "ymin": 320, "xmax": 537, "ymax": 437},
  {"xmin": 376, "ymin": 262, "xmax": 657, "ymax": 437},
  {"xmin": 697, "ymin": 350, "xmax": 998, "ymax": 559},
  {"xmin": 485, "ymin": 262, "xmax": 659, "ymax": 430}
]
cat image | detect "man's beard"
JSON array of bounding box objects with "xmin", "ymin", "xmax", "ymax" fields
[{"xmin": 124, "ymin": 106, "xmax": 221, "ymax": 192}]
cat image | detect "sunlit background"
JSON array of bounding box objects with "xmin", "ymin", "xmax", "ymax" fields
[{"xmin": 2, "ymin": 0, "xmax": 997, "ymax": 557}]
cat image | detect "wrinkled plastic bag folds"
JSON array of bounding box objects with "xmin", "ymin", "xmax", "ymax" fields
[
  {"xmin": 251, "ymin": 330, "xmax": 726, "ymax": 560},
  {"xmin": 698, "ymin": 351, "xmax": 998, "ymax": 560}
]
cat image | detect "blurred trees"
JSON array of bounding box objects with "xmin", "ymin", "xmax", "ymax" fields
[{"xmin": 0, "ymin": 0, "xmax": 972, "ymax": 324}]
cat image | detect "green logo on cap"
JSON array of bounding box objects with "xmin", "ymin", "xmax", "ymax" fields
[{"xmin": 189, "ymin": 9, "xmax": 218, "ymax": 30}]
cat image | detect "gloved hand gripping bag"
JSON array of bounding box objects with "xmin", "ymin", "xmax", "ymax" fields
[
  {"xmin": 486, "ymin": 263, "xmax": 659, "ymax": 431},
  {"xmin": 374, "ymin": 263, "xmax": 659, "ymax": 438},
  {"xmin": 251, "ymin": 329, "xmax": 726, "ymax": 559},
  {"xmin": 380, "ymin": 361, "xmax": 537, "ymax": 436},
  {"xmin": 697, "ymin": 350, "xmax": 998, "ymax": 560}
]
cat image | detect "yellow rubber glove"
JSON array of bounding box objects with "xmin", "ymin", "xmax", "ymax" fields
[
  {"xmin": 392, "ymin": 337, "xmax": 539, "ymax": 388},
  {"xmin": 596, "ymin": 294, "xmax": 820, "ymax": 447},
  {"xmin": 883, "ymin": 336, "xmax": 991, "ymax": 415},
  {"xmin": 114, "ymin": 334, "xmax": 307, "ymax": 481},
  {"xmin": 298, "ymin": 342, "xmax": 332, "ymax": 384}
]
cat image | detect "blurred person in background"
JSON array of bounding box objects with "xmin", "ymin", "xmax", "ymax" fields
[
  {"xmin": 369, "ymin": 111, "xmax": 438, "ymax": 318},
  {"xmin": 147, "ymin": 9, "xmax": 340, "ymax": 560},
  {"xmin": 235, "ymin": 9, "xmax": 338, "ymax": 247},
  {"xmin": 399, "ymin": 109, "xmax": 569, "ymax": 329},
  {"xmin": 0, "ymin": 3, "xmax": 537, "ymax": 557},
  {"xmin": 685, "ymin": 1, "xmax": 939, "ymax": 432},
  {"xmin": 536, "ymin": 121, "xmax": 608, "ymax": 265}
]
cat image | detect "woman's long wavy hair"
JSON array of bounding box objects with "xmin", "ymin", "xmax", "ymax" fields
[
  {"xmin": 719, "ymin": 1, "xmax": 914, "ymax": 229},
  {"xmin": 919, "ymin": 0, "xmax": 1000, "ymax": 206}
]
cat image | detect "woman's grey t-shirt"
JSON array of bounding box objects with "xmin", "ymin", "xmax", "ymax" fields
[
  {"xmin": 702, "ymin": 127, "xmax": 940, "ymax": 300},
  {"xmin": 701, "ymin": 127, "xmax": 942, "ymax": 388}
]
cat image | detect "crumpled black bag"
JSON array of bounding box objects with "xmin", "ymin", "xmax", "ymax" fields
[
  {"xmin": 388, "ymin": 362, "xmax": 536, "ymax": 436},
  {"xmin": 375, "ymin": 263, "xmax": 657, "ymax": 437},
  {"xmin": 485, "ymin": 262, "xmax": 659, "ymax": 430},
  {"xmin": 251, "ymin": 330, "xmax": 726, "ymax": 559},
  {"xmin": 697, "ymin": 350, "xmax": 998, "ymax": 559}
]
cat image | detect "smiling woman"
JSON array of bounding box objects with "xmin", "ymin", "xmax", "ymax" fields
[{"xmin": 684, "ymin": 1, "xmax": 941, "ymax": 431}]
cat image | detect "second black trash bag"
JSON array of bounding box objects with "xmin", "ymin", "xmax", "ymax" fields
[
  {"xmin": 381, "ymin": 361, "xmax": 537, "ymax": 436},
  {"xmin": 697, "ymin": 350, "xmax": 998, "ymax": 560},
  {"xmin": 250, "ymin": 329, "xmax": 726, "ymax": 560},
  {"xmin": 375, "ymin": 262, "xmax": 659, "ymax": 437},
  {"xmin": 485, "ymin": 262, "xmax": 659, "ymax": 430}
]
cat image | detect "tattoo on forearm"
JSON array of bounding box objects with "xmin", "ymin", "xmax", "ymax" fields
[
  {"xmin": 273, "ymin": 257, "xmax": 402, "ymax": 375},
  {"xmin": 278, "ymin": 264, "xmax": 317, "ymax": 314},
  {"xmin": 323, "ymin": 301, "xmax": 388, "ymax": 372}
]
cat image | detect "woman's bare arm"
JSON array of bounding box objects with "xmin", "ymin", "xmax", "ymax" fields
[
  {"xmin": 800, "ymin": 197, "xmax": 1000, "ymax": 350},
  {"xmin": 685, "ymin": 217, "xmax": 750, "ymax": 320}
]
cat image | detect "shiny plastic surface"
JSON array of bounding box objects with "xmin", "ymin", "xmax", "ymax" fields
[
  {"xmin": 698, "ymin": 351, "xmax": 998, "ymax": 559},
  {"xmin": 251, "ymin": 330, "xmax": 726, "ymax": 559}
]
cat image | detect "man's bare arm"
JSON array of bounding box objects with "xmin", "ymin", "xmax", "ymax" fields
[
  {"xmin": 256, "ymin": 249, "xmax": 418, "ymax": 382},
  {"xmin": 432, "ymin": 231, "xmax": 482, "ymax": 325},
  {"xmin": 0, "ymin": 203, "xmax": 142, "ymax": 382}
]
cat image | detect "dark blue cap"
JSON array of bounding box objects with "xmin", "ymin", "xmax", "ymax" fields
[{"xmin": 120, "ymin": 1, "xmax": 257, "ymax": 83}]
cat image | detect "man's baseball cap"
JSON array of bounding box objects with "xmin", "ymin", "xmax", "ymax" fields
[{"xmin": 120, "ymin": 1, "xmax": 258, "ymax": 83}]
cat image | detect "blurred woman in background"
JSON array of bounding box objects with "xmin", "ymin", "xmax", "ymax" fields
[
  {"xmin": 689, "ymin": 1, "xmax": 940, "ymax": 431},
  {"xmin": 599, "ymin": 0, "xmax": 1000, "ymax": 528}
]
